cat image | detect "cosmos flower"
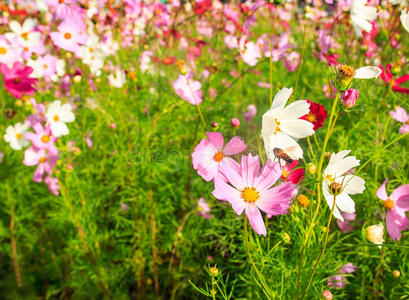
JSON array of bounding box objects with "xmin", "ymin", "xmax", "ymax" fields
[
  {"xmin": 389, "ymin": 106, "xmax": 409, "ymax": 134},
  {"xmin": 365, "ymin": 223, "xmax": 385, "ymax": 246},
  {"xmin": 376, "ymin": 179, "xmax": 409, "ymax": 240},
  {"xmin": 212, "ymin": 154, "xmax": 295, "ymax": 236},
  {"xmin": 172, "ymin": 74, "xmax": 202, "ymax": 105},
  {"xmin": 23, "ymin": 147, "xmax": 58, "ymax": 182},
  {"xmin": 401, "ymin": 9, "xmax": 409, "ymax": 32},
  {"xmin": 4, "ymin": 122, "xmax": 30, "ymax": 150},
  {"xmin": 379, "ymin": 64, "xmax": 409, "ymax": 94},
  {"xmin": 327, "ymin": 263, "xmax": 358, "ymax": 289},
  {"xmin": 0, "ymin": 35, "xmax": 22, "ymax": 67},
  {"xmin": 192, "ymin": 132, "xmax": 246, "ymax": 182},
  {"xmin": 281, "ymin": 160, "xmax": 305, "ymax": 184},
  {"xmin": 0, "ymin": 62, "xmax": 38, "ymax": 98},
  {"xmin": 45, "ymin": 176, "xmax": 60, "ymax": 196},
  {"xmin": 262, "ymin": 87, "xmax": 315, "ymax": 162},
  {"xmin": 334, "ymin": 64, "xmax": 381, "ymax": 91},
  {"xmin": 108, "ymin": 68, "xmax": 126, "ymax": 88},
  {"xmin": 5, "ymin": 18, "xmax": 41, "ymax": 48},
  {"xmin": 25, "ymin": 123, "xmax": 58, "ymax": 156},
  {"xmin": 322, "ymin": 150, "xmax": 365, "ymax": 221},
  {"xmin": 50, "ymin": 16, "xmax": 88, "ymax": 54},
  {"xmin": 196, "ymin": 198, "xmax": 212, "ymax": 219},
  {"xmin": 45, "ymin": 100, "xmax": 75, "ymax": 137},
  {"xmin": 301, "ymin": 100, "xmax": 328, "ymax": 131},
  {"xmin": 349, "ymin": 0, "xmax": 377, "ymax": 37},
  {"xmin": 239, "ymin": 37, "xmax": 262, "ymax": 67},
  {"xmin": 243, "ymin": 104, "xmax": 257, "ymax": 122},
  {"xmin": 336, "ymin": 212, "xmax": 357, "ymax": 233}
]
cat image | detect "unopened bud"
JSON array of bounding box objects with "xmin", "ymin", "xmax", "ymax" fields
[
  {"xmin": 282, "ymin": 232, "xmax": 291, "ymax": 243},
  {"xmin": 341, "ymin": 89, "xmax": 359, "ymax": 108},
  {"xmin": 209, "ymin": 267, "xmax": 219, "ymax": 276},
  {"xmin": 322, "ymin": 290, "xmax": 333, "ymax": 300},
  {"xmin": 307, "ymin": 163, "xmax": 317, "ymax": 174},
  {"xmin": 231, "ymin": 118, "xmax": 240, "ymax": 128},
  {"xmin": 393, "ymin": 270, "xmax": 400, "ymax": 278},
  {"xmin": 211, "ymin": 122, "xmax": 219, "ymax": 129},
  {"xmin": 365, "ymin": 223, "xmax": 385, "ymax": 246}
]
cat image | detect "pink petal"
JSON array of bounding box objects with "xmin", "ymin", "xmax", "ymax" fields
[
  {"xmin": 223, "ymin": 136, "xmax": 247, "ymax": 155},
  {"xmin": 395, "ymin": 74, "xmax": 409, "ymax": 85},
  {"xmin": 206, "ymin": 132, "xmax": 224, "ymax": 151},
  {"xmin": 393, "ymin": 184, "xmax": 409, "ymax": 210},
  {"xmin": 212, "ymin": 178, "xmax": 246, "ymax": 215},
  {"xmin": 376, "ymin": 179, "xmax": 389, "ymax": 201},
  {"xmin": 218, "ymin": 160, "xmax": 246, "ymax": 190},
  {"xmin": 253, "ymin": 160, "xmax": 281, "ymax": 191},
  {"xmin": 386, "ymin": 210, "xmax": 408, "ymax": 241},
  {"xmin": 389, "ymin": 106, "xmax": 409, "ymax": 123},
  {"xmin": 245, "ymin": 204, "xmax": 266, "ymax": 236},
  {"xmin": 257, "ymin": 182, "xmax": 294, "ymax": 215},
  {"xmin": 399, "ymin": 124, "xmax": 409, "ymax": 134},
  {"xmin": 240, "ymin": 153, "xmax": 260, "ymax": 187}
]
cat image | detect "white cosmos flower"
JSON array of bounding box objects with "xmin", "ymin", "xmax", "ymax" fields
[
  {"xmin": 4, "ymin": 122, "xmax": 30, "ymax": 150},
  {"xmin": 350, "ymin": 0, "xmax": 377, "ymax": 37},
  {"xmin": 5, "ymin": 18, "xmax": 41, "ymax": 47},
  {"xmin": 262, "ymin": 87, "xmax": 314, "ymax": 163},
  {"xmin": 323, "ymin": 150, "xmax": 365, "ymax": 221},
  {"xmin": 45, "ymin": 100, "xmax": 75, "ymax": 137},
  {"xmin": 401, "ymin": 9, "xmax": 409, "ymax": 32},
  {"xmin": 108, "ymin": 69, "xmax": 126, "ymax": 88}
]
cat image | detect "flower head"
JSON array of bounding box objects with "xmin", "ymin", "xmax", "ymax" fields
[
  {"xmin": 4, "ymin": 122, "xmax": 30, "ymax": 150},
  {"xmin": 172, "ymin": 74, "xmax": 202, "ymax": 105},
  {"xmin": 50, "ymin": 16, "xmax": 88, "ymax": 54},
  {"xmin": 262, "ymin": 88, "xmax": 315, "ymax": 162},
  {"xmin": 323, "ymin": 150, "xmax": 365, "ymax": 221},
  {"xmin": 379, "ymin": 64, "xmax": 409, "ymax": 94},
  {"xmin": 300, "ymin": 100, "xmax": 327, "ymax": 131},
  {"xmin": 350, "ymin": 0, "xmax": 377, "ymax": 37},
  {"xmin": 376, "ymin": 179, "xmax": 409, "ymax": 240},
  {"xmin": 334, "ymin": 64, "xmax": 381, "ymax": 91},
  {"xmin": 212, "ymin": 154, "xmax": 295, "ymax": 236},
  {"xmin": 192, "ymin": 132, "xmax": 246, "ymax": 182},
  {"xmin": 389, "ymin": 106, "xmax": 409, "ymax": 134},
  {"xmin": 0, "ymin": 62, "xmax": 38, "ymax": 98},
  {"xmin": 197, "ymin": 198, "xmax": 212, "ymax": 219},
  {"xmin": 45, "ymin": 100, "xmax": 75, "ymax": 137}
]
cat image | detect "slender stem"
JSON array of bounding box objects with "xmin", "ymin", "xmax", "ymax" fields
[
  {"xmin": 257, "ymin": 131, "xmax": 265, "ymax": 165},
  {"xmin": 301, "ymin": 194, "xmax": 337, "ymax": 299},
  {"xmin": 306, "ymin": 136, "xmax": 316, "ymax": 161},
  {"xmin": 195, "ymin": 104, "xmax": 207, "ymax": 129},
  {"xmin": 371, "ymin": 249, "xmax": 384, "ymax": 297},
  {"xmin": 269, "ymin": 8, "xmax": 278, "ymax": 106},
  {"xmin": 294, "ymin": 24, "xmax": 307, "ymax": 96},
  {"xmin": 296, "ymin": 92, "xmax": 340, "ymax": 298},
  {"xmin": 244, "ymin": 218, "xmax": 271, "ymax": 297}
]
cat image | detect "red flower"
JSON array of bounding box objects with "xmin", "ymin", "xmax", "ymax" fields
[
  {"xmin": 379, "ymin": 64, "xmax": 409, "ymax": 94},
  {"xmin": 193, "ymin": 0, "xmax": 212, "ymax": 15},
  {"xmin": 0, "ymin": 62, "xmax": 38, "ymax": 99},
  {"xmin": 281, "ymin": 161, "xmax": 305, "ymax": 184},
  {"xmin": 301, "ymin": 100, "xmax": 328, "ymax": 131}
]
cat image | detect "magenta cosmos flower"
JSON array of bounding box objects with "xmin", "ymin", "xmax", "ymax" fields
[
  {"xmin": 212, "ymin": 154, "xmax": 295, "ymax": 236},
  {"xmin": 377, "ymin": 179, "xmax": 409, "ymax": 240},
  {"xmin": 192, "ymin": 132, "xmax": 246, "ymax": 182},
  {"xmin": 50, "ymin": 16, "xmax": 87, "ymax": 54},
  {"xmin": 0, "ymin": 62, "xmax": 38, "ymax": 98}
]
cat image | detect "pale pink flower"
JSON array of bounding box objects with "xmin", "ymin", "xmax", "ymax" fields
[
  {"xmin": 283, "ymin": 51, "xmax": 300, "ymax": 72},
  {"xmin": 192, "ymin": 132, "xmax": 246, "ymax": 182},
  {"xmin": 197, "ymin": 198, "xmax": 212, "ymax": 219},
  {"xmin": 25, "ymin": 123, "xmax": 58, "ymax": 156},
  {"xmin": 212, "ymin": 154, "xmax": 295, "ymax": 236},
  {"xmin": 45, "ymin": 176, "xmax": 60, "ymax": 196},
  {"xmin": 239, "ymin": 37, "xmax": 261, "ymax": 67},
  {"xmin": 389, "ymin": 106, "xmax": 409, "ymax": 134},
  {"xmin": 377, "ymin": 179, "xmax": 409, "ymax": 240},
  {"xmin": 23, "ymin": 147, "xmax": 58, "ymax": 182},
  {"xmin": 172, "ymin": 74, "xmax": 202, "ymax": 105},
  {"xmin": 243, "ymin": 104, "xmax": 257, "ymax": 122},
  {"xmin": 50, "ymin": 16, "xmax": 87, "ymax": 54}
]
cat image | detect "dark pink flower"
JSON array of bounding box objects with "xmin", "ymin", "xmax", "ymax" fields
[
  {"xmin": 379, "ymin": 64, "xmax": 409, "ymax": 94},
  {"xmin": 0, "ymin": 62, "xmax": 37, "ymax": 98}
]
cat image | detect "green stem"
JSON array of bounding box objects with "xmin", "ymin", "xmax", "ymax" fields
[
  {"xmin": 301, "ymin": 194, "xmax": 337, "ymax": 299},
  {"xmin": 257, "ymin": 131, "xmax": 265, "ymax": 165},
  {"xmin": 294, "ymin": 24, "xmax": 307, "ymax": 96},
  {"xmin": 296, "ymin": 92, "xmax": 340, "ymax": 299},
  {"xmin": 244, "ymin": 218, "xmax": 271, "ymax": 298},
  {"xmin": 195, "ymin": 104, "xmax": 207, "ymax": 129}
]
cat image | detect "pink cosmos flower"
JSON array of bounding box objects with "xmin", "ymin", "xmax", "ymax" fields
[
  {"xmin": 327, "ymin": 263, "xmax": 358, "ymax": 289},
  {"xmin": 50, "ymin": 16, "xmax": 87, "ymax": 54},
  {"xmin": 337, "ymin": 212, "xmax": 356, "ymax": 233},
  {"xmin": 239, "ymin": 37, "xmax": 261, "ymax": 67},
  {"xmin": 23, "ymin": 147, "xmax": 58, "ymax": 182},
  {"xmin": 281, "ymin": 160, "xmax": 305, "ymax": 184},
  {"xmin": 389, "ymin": 106, "xmax": 409, "ymax": 134},
  {"xmin": 243, "ymin": 104, "xmax": 257, "ymax": 122},
  {"xmin": 47, "ymin": 0, "xmax": 77, "ymax": 19},
  {"xmin": 376, "ymin": 179, "xmax": 409, "ymax": 240},
  {"xmin": 0, "ymin": 62, "xmax": 38, "ymax": 98},
  {"xmin": 283, "ymin": 51, "xmax": 300, "ymax": 72},
  {"xmin": 172, "ymin": 74, "xmax": 202, "ymax": 105},
  {"xmin": 25, "ymin": 123, "xmax": 58, "ymax": 156},
  {"xmin": 192, "ymin": 132, "xmax": 246, "ymax": 182},
  {"xmin": 212, "ymin": 154, "xmax": 295, "ymax": 236},
  {"xmin": 45, "ymin": 176, "xmax": 60, "ymax": 196},
  {"xmin": 197, "ymin": 198, "xmax": 212, "ymax": 219}
]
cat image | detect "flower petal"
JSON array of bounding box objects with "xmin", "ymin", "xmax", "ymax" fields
[
  {"xmin": 376, "ymin": 179, "xmax": 389, "ymax": 201},
  {"xmin": 245, "ymin": 204, "xmax": 266, "ymax": 236},
  {"xmin": 354, "ymin": 66, "xmax": 381, "ymax": 79},
  {"xmin": 206, "ymin": 132, "xmax": 224, "ymax": 151},
  {"xmin": 223, "ymin": 136, "xmax": 247, "ymax": 155}
]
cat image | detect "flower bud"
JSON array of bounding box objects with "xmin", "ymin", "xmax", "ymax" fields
[
  {"xmin": 209, "ymin": 267, "xmax": 219, "ymax": 276},
  {"xmin": 231, "ymin": 118, "xmax": 240, "ymax": 128},
  {"xmin": 211, "ymin": 121, "xmax": 219, "ymax": 129},
  {"xmin": 341, "ymin": 89, "xmax": 359, "ymax": 108},
  {"xmin": 393, "ymin": 270, "xmax": 400, "ymax": 278},
  {"xmin": 307, "ymin": 163, "xmax": 317, "ymax": 174},
  {"xmin": 282, "ymin": 232, "xmax": 291, "ymax": 243},
  {"xmin": 322, "ymin": 290, "xmax": 333, "ymax": 300},
  {"xmin": 365, "ymin": 223, "xmax": 385, "ymax": 246}
]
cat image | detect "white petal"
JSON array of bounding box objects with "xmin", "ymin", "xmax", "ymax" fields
[
  {"xmin": 9, "ymin": 21, "xmax": 22, "ymax": 34},
  {"xmin": 265, "ymin": 132, "xmax": 303, "ymax": 161},
  {"xmin": 334, "ymin": 192, "xmax": 356, "ymax": 214},
  {"xmin": 280, "ymin": 119, "xmax": 315, "ymax": 138},
  {"xmin": 323, "ymin": 184, "xmax": 344, "ymax": 221},
  {"xmin": 280, "ymin": 100, "xmax": 310, "ymax": 120},
  {"xmin": 401, "ymin": 10, "xmax": 409, "ymax": 33},
  {"xmin": 270, "ymin": 87, "xmax": 293, "ymax": 111},
  {"xmin": 341, "ymin": 175, "xmax": 366, "ymax": 195},
  {"xmin": 354, "ymin": 66, "xmax": 382, "ymax": 79}
]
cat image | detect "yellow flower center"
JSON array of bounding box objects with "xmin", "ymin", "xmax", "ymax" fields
[
  {"xmin": 53, "ymin": 115, "xmax": 60, "ymax": 122},
  {"xmin": 0, "ymin": 47, "xmax": 6, "ymax": 55},
  {"xmin": 64, "ymin": 32, "xmax": 72, "ymax": 40},
  {"xmin": 213, "ymin": 151, "xmax": 224, "ymax": 162},
  {"xmin": 20, "ymin": 32, "xmax": 29, "ymax": 40},
  {"xmin": 273, "ymin": 118, "xmax": 281, "ymax": 134},
  {"xmin": 338, "ymin": 65, "xmax": 356, "ymax": 77},
  {"xmin": 282, "ymin": 168, "xmax": 288, "ymax": 178},
  {"xmin": 297, "ymin": 194, "xmax": 310, "ymax": 207},
  {"xmin": 241, "ymin": 187, "xmax": 259, "ymax": 203},
  {"xmin": 306, "ymin": 113, "xmax": 316, "ymax": 122},
  {"xmin": 326, "ymin": 175, "xmax": 334, "ymax": 183},
  {"xmin": 43, "ymin": 64, "xmax": 48, "ymax": 69},
  {"xmin": 39, "ymin": 157, "xmax": 46, "ymax": 163},
  {"xmin": 16, "ymin": 133, "xmax": 22, "ymax": 140},
  {"xmin": 384, "ymin": 198, "xmax": 394, "ymax": 209},
  {"xmin": 41, "ymin": 135, "xmax": 50, "ymax": 143}
]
